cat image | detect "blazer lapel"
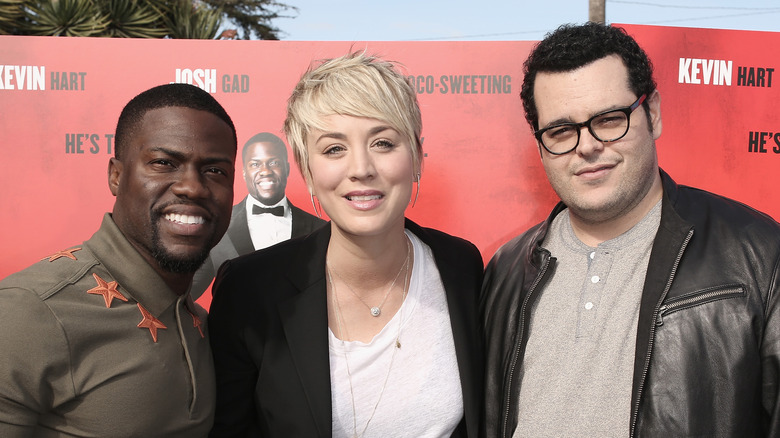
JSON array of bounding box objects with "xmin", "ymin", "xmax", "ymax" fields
[
  {"xmin": 229, "ymin": 198, "xmax": 256, "ymax": 255},
  {"xmin": 406, "ymin": 219, "xmax": 482, "ymax": 438},
  {"xmin": 277, "ymin": 225, "xmax": 333, "ymax": 436}
]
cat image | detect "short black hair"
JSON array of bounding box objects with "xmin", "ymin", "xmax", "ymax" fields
[
  {"xmin": 242, "ymin": 132, "xmax": 288, "ymax": 163},
  {"xmin": 114, "ymin": 83, "xmax": 237, "ymax": 159},
  {"xmin": 520, "ymin": 22, "xmax": 657, "ymax": 131}
]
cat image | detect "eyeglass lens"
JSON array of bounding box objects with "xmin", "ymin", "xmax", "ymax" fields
[{"xmin": 541, "ymin": 110, "xmax": 630, "ymax": 154}]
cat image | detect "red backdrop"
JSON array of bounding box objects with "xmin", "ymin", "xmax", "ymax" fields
[{"xmin": 1, "ymin": 25, "xmax": 777, "ymax": 308}]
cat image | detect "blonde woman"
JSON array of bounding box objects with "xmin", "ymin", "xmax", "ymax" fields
[{"xmin": 208, "ymin": 52, "xmax": 483, "ymax": 437}]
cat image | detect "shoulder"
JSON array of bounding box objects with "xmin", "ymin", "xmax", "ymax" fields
[
  {"xmin": 0, "ymin": 247, "xmax": 91, "ymax": 383},
  {"xmin": 485, "ymin": 201, "xmax": 564, "ymax": 272},
  {"xmin": 212, "ymin": 225, "xmax": 329, "ymax": 303},
  {"xmin": 0, "ymin": 279, "xmax": 72, "ymax": 419},
  {"xmin": 406, "ymin": 222, "xmax": 484, "ymax": 287},
  {"xmin": 0, "ymin": 276, "xmax": 69, "ymax": 338},
  {"xmin": 673, "ymin": 185, "xmax": 780, "ymax": 242},
  {"xmin": 661, "ymin": 169, "xmax": 778, "ymax": 242},
  {"xmin": 408, "ymin": 221, "xmax": 480, "ymax": 259},
  {"xmin": 1, "ymin": 245, "xmax": 98, "ymax": 301},
  {"xmin": 487, "ymin": 220, "xmax": 547, "ymax": 271},
  {"xmin": 215, "ymin": 242, "xmax": 297, "ymax": 298},
  {"xmin": 226, "ymin": 230, "xmax": 315, "ymax": 273}
]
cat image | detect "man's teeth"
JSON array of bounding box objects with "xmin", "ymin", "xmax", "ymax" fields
[
  {"xmin": 165, "ymin": 213, "xmax": 205, "ymax": 225},
  {"xmin": 347, "ymin": 195, "xmax": 381, "ymax": 201}
]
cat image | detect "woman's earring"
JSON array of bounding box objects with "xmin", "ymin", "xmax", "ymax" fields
[
  {"xmin": 310, "ymin": 193, "xmax": 322, "ymax": 218},
  {"xmin": 411, "ymin": 174, "xmax": 421, "ymax": 207}
]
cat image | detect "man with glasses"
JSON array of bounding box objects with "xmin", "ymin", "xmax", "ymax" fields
[{"xmin": 481, "ymin": 22, "xmax": 780, "ymax": 437}]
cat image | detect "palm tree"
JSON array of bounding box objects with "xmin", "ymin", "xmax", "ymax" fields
[
  {"xmin": 104, "ymin": 0, "xmax": 168, "ymax": 39},
  {"xmin": 155, "ymin": 0, "xmax": 222, "ymax": 39},
  {"xmin": 0, "ymin": 0, "xmax": 25, "ymax": 35},
  {"xmin": 2, "ymin": 0, "xmax": 291, "ymax": 39},
  {"xmin": 23, "ymin": 0, "xmax": 109, "ymax": 37}
]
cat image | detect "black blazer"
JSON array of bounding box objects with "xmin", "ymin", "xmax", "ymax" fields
[
  {"xmin": 191, "ymin": 197, "xmax": 325, "ymax": 298},
  {"xmin": 208, "ymin": 219, "xmax": 484, "ymax": 437}
]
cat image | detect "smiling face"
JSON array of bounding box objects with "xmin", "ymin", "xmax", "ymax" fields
[
  {"xmin": 534, "ymin": 55, "xmax": 663, "ymax": 229},
  {"xmin": 306, "ymin": 114, "xmax": 414, "ymax": 238},
  {"xmin": 109, "ymin": 106, "xmax": 236, "ymax": 275},
  {"xmin": 242, "ymin": 141, "xmax": 290, "ymax": 206}
]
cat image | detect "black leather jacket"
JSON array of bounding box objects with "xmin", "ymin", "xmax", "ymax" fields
[{"xmin": 480, "ymin": 170, "xmax": 780, "ymax": 437}]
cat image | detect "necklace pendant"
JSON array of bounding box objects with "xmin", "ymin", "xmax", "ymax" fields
[{"xmin": 370, "ymin": 306, "xmax": 381, "ymax": 317}]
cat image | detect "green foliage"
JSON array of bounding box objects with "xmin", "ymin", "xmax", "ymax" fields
[
  {"xmin": 23, "ymin": 0, "xmax": 109, "ymax": 37},
  {"xmin": 157, "ymin": 0, "xmax": 222, "ymax": 39},
  {"xmin": 0, "ymin": 0, "xmax": 25, "ymax": 35},
  {"xmin": 201, "ymin": 0, "xmax": 297, "ymax": 40},
  {"xmin": 3, "ymin": 0, "xmax": 292, "ymax": 39},
  {"xmin": 104, "ymin": 0, "xmax": 168, "ymax": 39}
]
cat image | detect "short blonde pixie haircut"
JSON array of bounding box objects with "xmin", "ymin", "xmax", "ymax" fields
[{"xmin": 283, "ymin": 51, "xmax": 423, "ymax": 186}]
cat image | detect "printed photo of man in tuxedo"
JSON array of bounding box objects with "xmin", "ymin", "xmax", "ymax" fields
[{"xmin": 191, "ymin": 132, "xmax": 325, "ymax": 299}]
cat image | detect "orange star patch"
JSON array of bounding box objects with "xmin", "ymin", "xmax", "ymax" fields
[
  {"xmin": 189, "ymin": 310, "xmax": 205, "ymax": 338},
  {"xmin": 87, "ymin": 273, "xmax": 128, "ymax": 308},
  {"xmin": 43, "ymin": 247, "xmax": 81, "ymax": 262},
  {"xmin": 137, "ymin": 304, "xmax": 166, "ymax": 342}
]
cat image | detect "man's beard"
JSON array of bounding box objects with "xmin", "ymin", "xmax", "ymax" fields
[{"xmin": 149, "ymin": 210, "xmax": 213, "ymax": 273}]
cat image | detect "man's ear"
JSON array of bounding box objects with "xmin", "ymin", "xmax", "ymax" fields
[
  {"xmin": 647, "ymin": 89, "xmax": 663, "ymax": 140},
  {"xmin": 108, "ymin": 158, "xmax": 122, "ymax": 196}
]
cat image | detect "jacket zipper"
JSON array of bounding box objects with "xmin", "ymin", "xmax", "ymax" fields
[
  {"xmin": 629, "ymin": 229, "xmax": 694, "ymax": 438},
  {"xmin": 502, "ymin": 255, "xmax": 552, "ymax": 438},
  {"xmin": 655, "ymin": 285, "xmax": 745, "ymax": 326}
]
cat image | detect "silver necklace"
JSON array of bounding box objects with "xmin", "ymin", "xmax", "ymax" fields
[
  {"xmin": 327, "ymin": 240, "xmax": 412, "ymax": 438},
  {"xmin": 330, "ymin": 237, "xmax": 410, "ymax": 317}
]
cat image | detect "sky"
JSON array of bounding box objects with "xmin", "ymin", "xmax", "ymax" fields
[{"xmin": 275, "ymin": 0, "xmax": 780, "ymax": 41}]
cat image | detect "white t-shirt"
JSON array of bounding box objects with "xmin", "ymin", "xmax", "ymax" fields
[{"xmin": 329, "ymin": 230, "xmax": 463, "ymax": 438}]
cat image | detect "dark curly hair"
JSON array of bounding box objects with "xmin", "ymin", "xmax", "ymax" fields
[
  {"xmin": 520, "ymin": 22, "xmax": 657, "ymax": 131},
  {"xmin": 114, "ymin": 83, "xmax": 237, "ymax": 159}
]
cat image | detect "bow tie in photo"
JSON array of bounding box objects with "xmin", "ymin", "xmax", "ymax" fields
[{"xmin": 252, "ymin": 205, "xmax": 284, "ymax": 216}]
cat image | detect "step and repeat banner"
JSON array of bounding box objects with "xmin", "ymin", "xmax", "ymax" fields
[{"xmin": 1, "ymin": 24, "xmax": 777, "ymax": 307}]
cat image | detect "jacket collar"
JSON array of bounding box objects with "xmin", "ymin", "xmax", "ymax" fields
[
  {"xmin": 279, "ymin": 224, "xmax": 332, "ymax": 435},
  {"xmin": 629, "ymin": 169, "xmax": 695, "ymax": 428},
  {"xmin": 514, "ymin": 169, "xmax": 696, "ymax": 437},
  {"xmin": 275, "ymin": 223, "xmax": 329, "ymax": 436},
  {"xmin": 276, "ymin": 219, "xmax": 480, "ymax": 437},
  {"xmin": 281, "ymin": 218, "xmax": 450, "ymax": 294}
]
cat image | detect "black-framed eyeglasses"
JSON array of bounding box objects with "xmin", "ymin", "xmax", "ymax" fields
[{"xmin": 534, "ymin": 94, "xmax": 647, "ymax": 155}]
